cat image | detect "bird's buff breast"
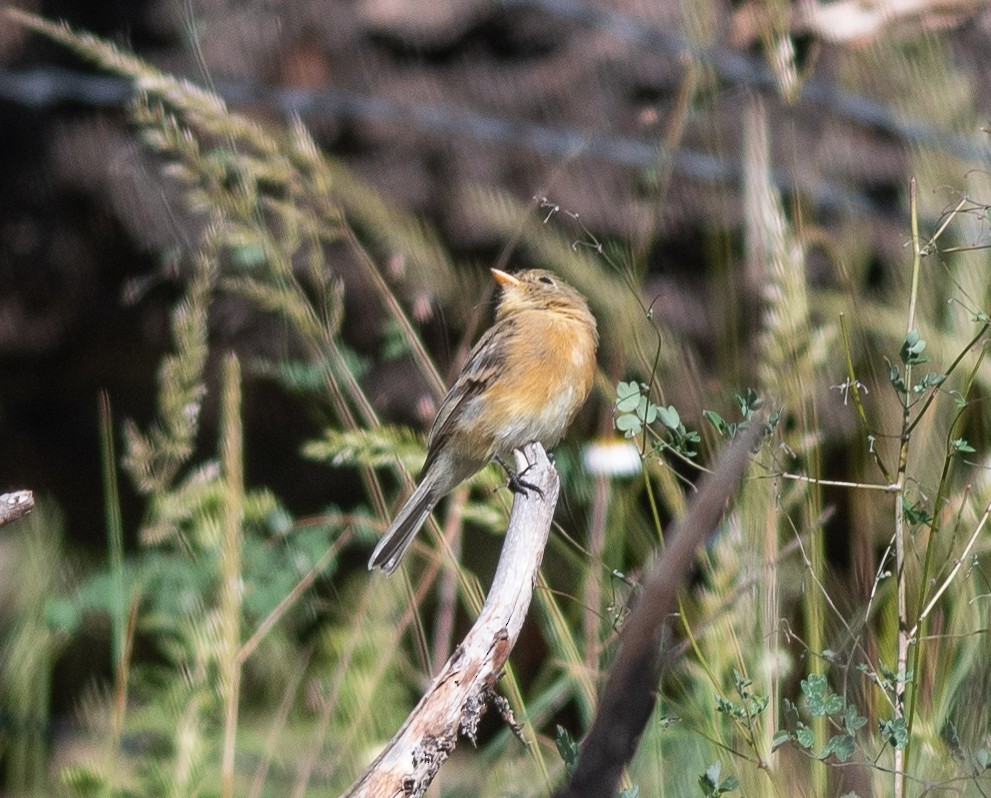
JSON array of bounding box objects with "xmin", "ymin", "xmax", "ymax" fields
[{"xmin": 481, "ymin": 312, "xmax": 596, "ymax": 455}]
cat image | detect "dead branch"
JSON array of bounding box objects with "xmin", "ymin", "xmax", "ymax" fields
[
  {"xmin": 344, "ymin": 441, "xmax": 559, "ymax": 798},
  {"xmin": 0, "ymin": 490, "xmax": 35, "ymax": 527},
  {"xmin": 554, "ymin": 425, "xmax": 761, "ymax": 798}
]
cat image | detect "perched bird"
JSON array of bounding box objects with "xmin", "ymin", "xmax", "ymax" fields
[{"xmin": 369, "ymin": 268, "xmax": 599, "ymax": 573}]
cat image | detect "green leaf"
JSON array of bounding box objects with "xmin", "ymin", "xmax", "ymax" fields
[
  {"xmin": 951, "ymin": 438, "xmax": 976, "ymax": 455},
  {"xmin": 844, "ymin": 705, "xmax": 868, "ymax": 733},
  {"xmin": 699, "ymin": 761, "xmax": 724, "ymax": 795},
  {"xmin": 822, "ymin": 733, "xmax": 855, "ymax": 761},
  {"xmin": 902, "ymin": 497, "xmax": 933, "ymax": 527},
  {"xmin": 735, "ymin": 388, "xmax": 761, "ymax": 419},
  {"xmin": 715, "ymin": 695, "xmax": 737, "ymax": 718},
  {"xmin": 825, "ymin": 693, "xmax": 844, "ymax": 715},
  {"xmin": 801, "ymin": 673, "xmax": 829, "ymax": 718},
  {"xmin": 615, "ymin": 413, "xmax": 642, "ymax": 436},
  {"xmin": 900, "ymin": 329, "xmax": 928, "ymax": 365},
  {"xmin": 885, "ymin": 358, "xmax": 907, "ymax": 394},
  {"xmin": 771, "ymin": 730, "xmax": 793, "ymax": 751},
  {"xmin": 703, "ymin": 410, "xmax": 729, "ymax": 437},
  {"xmin": 615, "ymin": 381, "xmax": 643, "ymax": 413},
  {"xmin": 912, "ymin": 372, "xmax": 946, "ymax": 393},
  {"xmin": 880, "ymin": 717, "xmax": 909, "ymax": 749},
  {"xmin": 801, "ymin": 673, "xmax": 842, "ymax": 717},
  {"xmin": 879, "ymin": 663, "xmax": 913, "ymax": 686},
  {"xmin": 555, "ymin": 725, "xmax": 579, "ymax": 775},
  {"xmin": 796, "ymin": 722, "xmax": 815, "ymax": 749},
  {"xmin": 657, "ymin": 404, "xmax": 681, "ymax": 429},
  {"xmin": 783, "ymin": 697, "xmax": 799, "ymax": 726}
]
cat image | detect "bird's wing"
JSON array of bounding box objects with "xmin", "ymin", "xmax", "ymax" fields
[{"xmin": 420, "ymin": 321, "xmax": 512, "ymax": 474}]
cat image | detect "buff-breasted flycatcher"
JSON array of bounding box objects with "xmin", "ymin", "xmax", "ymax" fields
[{"xmin": 368, "ymin": 268, "xmax": 599, "ymax": 573}]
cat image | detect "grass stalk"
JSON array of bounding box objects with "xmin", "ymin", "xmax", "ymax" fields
[
  {"xmin": 892, "ymin": 177, "xmax": 923, "ymax": 798},
  {"xmin": 99, "ymin": 391, "xmax": 132, "ymax": 760},
  {"xmin": 219, "ymin": 353, "xmax": 245, "ymax": 798},
  {"xmin": 98, "ymin": 392, "xmax": 126, "ymax": 671}
]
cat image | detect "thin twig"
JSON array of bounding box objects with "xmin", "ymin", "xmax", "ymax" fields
[
  {"xmin": 775, "ymin": 472, "xmax": 899, "ymax": 492},
  {"xmin": 908, "ymin": 500, "xmax": 991, "ymax": 640}
]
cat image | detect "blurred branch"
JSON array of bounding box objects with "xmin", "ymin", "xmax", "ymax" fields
[
  {"xmin": 343, "ymin": 442, "xmax": 559, "ymax": 798},
  {"xmin": 0, "ymin": 490, "xmax": 35, "ymax": 527},
  {"xmin": 554, "ymin": 424, "xmax": 761, "ymax": 798},
  {"xmin": 511, "ymin": 0, "xmax": 985, "ymax": 161},
  {"xmin": 8, "ymin": 0, "xmax": 982, "ymax": 166},
  {"xmin": 0, "ymin": 65, "xmax": 968, "ymax": 220}
]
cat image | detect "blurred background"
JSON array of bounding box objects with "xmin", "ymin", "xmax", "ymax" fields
[
  {"xmin": 3, "ymin": 0, "xmax": 991, "ymax": 795},
  {"xmin": 4, "ymin": 0, "xmax": 987, "ymax": 540}
]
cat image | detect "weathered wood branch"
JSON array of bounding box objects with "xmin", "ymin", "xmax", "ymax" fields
[
  {"xmin": 344, "ymin": 442, "xmax": 559, "ymax": 798},
  {"xmin": 0, "ymin": 490, "xmax": 35, "ymax": 527}
]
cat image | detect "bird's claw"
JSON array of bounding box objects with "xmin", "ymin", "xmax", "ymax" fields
[{"xmin": 494, "ymin": 455, "xmax": 544, "ymax": 498}]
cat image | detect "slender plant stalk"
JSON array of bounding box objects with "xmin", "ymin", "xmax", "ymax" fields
[
  {"xmin": 804, "ymin": 403, "xmax": 827, "ymax": 798},
  {"xmin": 99, "ymin": 393, "xmax": 126, "ymax": 668},
  {"xmin": 582, "ymin": 474, "xmax": 610, "ymax": 679},
  {"xmin": 904, "ymin": 330, "xmax": 991, "ymax": 754},
  {"xmin": 99, "ymin": 391, "xmax": 131, "ymax": 756},
  {"xmin": 893, "ymin": 178, "xmax": 923, "ymax": 798},
  {"xmin": 430, "ymin": 491, "xmax": 465, "ymax": 674},
  {"xmin": 219, "ymin": 354, "xmax": 245, "ymax": 798}
]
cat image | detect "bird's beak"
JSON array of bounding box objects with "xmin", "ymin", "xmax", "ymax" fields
[{"xmin": 490, "ymin": 268, "xmax": 521, "ymax": 288}]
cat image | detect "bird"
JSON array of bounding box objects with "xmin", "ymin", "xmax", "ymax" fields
[{"xmin": 368, "ymin": 267, "xmax": 599, "ymax": 573}]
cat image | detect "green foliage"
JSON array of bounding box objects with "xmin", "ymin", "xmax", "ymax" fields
[
  {"xmin": 122, "ymin": 253, "xmax": 214, "ymax": 496},
  {"xmin": 303, "ymin": 426, "xmax": 427, "ymax": 472},
  {"xmin": 773, "ymin": 676, "xmax": 868, "ymax": 763},
  {"xmin": 902, "ymin": 495, "xmax": 933, "ymax": 527},
  {"xmin": 702, "ymin": 388, "xmax": 767, "ymax": 440},
  {"xmin": 614, "ymin": 380, "xmax": 700, "ymax": 458},
  {"xmin": 715, "ymin": 671, "xmax": 768, "ymax": 723},
  {"xmin": 0, "ymin": 506, "xmax": 65, "ymax": 795},
  {"xmin": 698, "ymin": 761, "xmax": 738, "ymax": 797},
  {"xmin": 880, "ymin": 717, "xmax": 909, "ymax": 750},
  {"xmin": 900, "ymin": 329, "xmax": 929, "ymax": 366},
  {"xmin": 615, "ymin": 380, "xmax": 659, "ymax": 437},
  {"xmin": 554, "ymin": 725, "xmax": 579, "ymax": 775}
]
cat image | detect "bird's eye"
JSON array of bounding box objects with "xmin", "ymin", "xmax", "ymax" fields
[{"xmin": 538, "ymin": 276, "xmax": 554, "ymax": 285}]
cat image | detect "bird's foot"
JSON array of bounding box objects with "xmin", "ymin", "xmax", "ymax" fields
[{"xmin": 494, "ymin": 454, "xmax": 544, "ymax": 498}]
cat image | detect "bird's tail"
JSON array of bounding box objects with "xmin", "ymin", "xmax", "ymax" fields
[{"xmin": 368, "ymin": 478, "xmax": 438, "ymax": 573}]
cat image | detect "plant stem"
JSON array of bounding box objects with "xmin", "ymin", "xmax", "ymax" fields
[
  {"xmin": 893, "ymin": 178, "xmax": 923, "ymax": 798},
  {"xmin": 99, "ymin": 391, "xmax": 131, "ymax": 755},
  {"xmin": 220, "ymin": 353, "xmax": 245, "ymax": 798}
]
